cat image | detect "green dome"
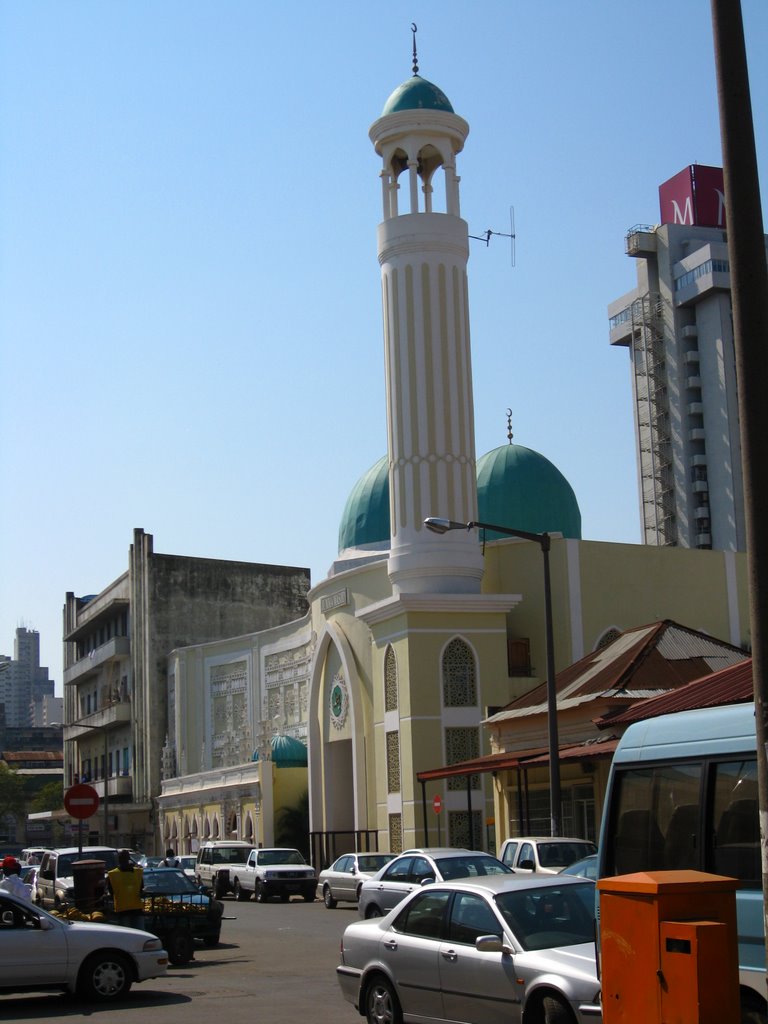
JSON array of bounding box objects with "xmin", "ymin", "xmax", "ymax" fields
[
  {"xmin": 382, "ymin": 75, "xmax": 454, "ymax": 115},
  {"xmin": 251, "ymin": 734, "xmax": 307, "ymax": 768},
  {"xmin": 476, "ymin": 444, "xmax": 582, "ymax": 541},
  {"xmin": 337, "ymin": 456, "xmax": 390, "ymax": 552},
  {"xmin": 337, "ymin": 445, "xmax": 581, "ymax": 554}
]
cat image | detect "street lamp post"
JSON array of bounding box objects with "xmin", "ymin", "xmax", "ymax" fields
[{"xmin": 424, "ymin": 516, "xmax": 562, "ymax": 837}]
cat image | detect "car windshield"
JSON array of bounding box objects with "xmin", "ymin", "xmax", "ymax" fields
[
  {"xmin": 357, "ymin": 854, "xmax": 392, "ymax": 872},
  {"xmin": 536, "ymin": 842, "xmax": 596, "ymax": 869},
  {"xmin": 495, "ymin": 881, "xmax": 596, "ymax": 950},
  {"xmin": 212, "ymin": 847, "xmax": 251, "ymax": 864},
  {"xmin": 179, "ymin": 856, "xmax": 196, "ymax": 869},
  {"xmin": 142, "ymin": 868, "xmax": 200, "ymax": 895},
  {"xmin": 57, "ymin": 851, "xmax": 119, "ymax": 875},
  {"xmin": 435, "ymin": 855, "xmax": 512, "ymax": 880},
  {"xmin": 258, "ymin": 850, "xmax": 306, "ymax": 866}
]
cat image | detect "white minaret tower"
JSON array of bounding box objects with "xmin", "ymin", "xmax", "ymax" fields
[{"xmin": 369, "ymin": 39, "xmax": 484, "ymax": 595}]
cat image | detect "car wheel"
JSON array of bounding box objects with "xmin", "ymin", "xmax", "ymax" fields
[
  {"xmin": 323, "ymin": 885, "xmax": 337, "ymax": 909},
  {"xmin": 365, "ymin": 974, "xmax": 402, "ymax": 1024},
  {"xmin": 213, "ymin": 875, "xmax": 228, "ymax": 900},
  {"xmin": 233, "ymin": 879, "xmax": 250, "ymax": 902},
  {"xmin": 202, "ymin": 932, "xmax": 221, "ymax": 947},
  {"xmin": 542, "ymin": 994, "xmax": 575, "ymax": 1024},
  {"xmin": 167, "ymin": 931, "xmax": 194, "ymax": 965},
  {"xmin": 77, "ymin": 951, "xmax": 133, "ymax": 1002},
  {"xmin": 365, "ymin": 904, "xmax": 382, "ymax": 919},
  {"xmin": 740, "ymin": 991, "xmax": 768, "ymax": 1024},
  {"xmin": 255, "ymin": 880, "xmax": 268, "ymax": 903}
]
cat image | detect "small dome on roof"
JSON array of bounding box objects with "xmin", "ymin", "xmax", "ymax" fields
[
  {"xmin": 251, "ymin": 734, "xmax": 308, "ymax": 768},
  {"xmin": 382, "ymin": 75, "xmax": 454, "ymax": 115},
  {"xmin": 476, "ymin": 443, "xmax": 582, "ymax": 540}
]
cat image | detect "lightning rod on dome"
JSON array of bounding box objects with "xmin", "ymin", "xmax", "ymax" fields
[
  {"xmin": 411, "ymin": 22, "xmax": 418, "ymax": 75},
  {"xmin": 507, "ymin": 408, "xmax": 513, "ymax": 444}
]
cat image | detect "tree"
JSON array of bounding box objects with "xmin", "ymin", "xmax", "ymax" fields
[
  {"xmin": 274, "ymin": 790, "xmax": 309, "ymax": 859},
  {"xmin": 0, "ymin": 763, "xmax": 25, "ymax": 821},
  {"xmin": 30, "ymin": 780, "xmax": 65, "ymax": 813}
]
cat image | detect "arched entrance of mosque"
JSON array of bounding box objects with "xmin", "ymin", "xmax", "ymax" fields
[{"xmin": 308, "ymin": 624, "xmax": 376, "ymax": 870}]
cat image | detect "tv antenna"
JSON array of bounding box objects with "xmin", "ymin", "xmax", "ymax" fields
[{"xmin": 469, "ymin": 206, "xmax": 516, "ymax": 266}]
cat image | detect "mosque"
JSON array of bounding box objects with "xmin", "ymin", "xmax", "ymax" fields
[{"xmin": 157, "ymin": 57, "xmax": 748, "ymax": 863}]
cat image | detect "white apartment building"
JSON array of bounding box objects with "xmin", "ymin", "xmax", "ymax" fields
[{"xmin": 609, "ymin": 164, "xmax": 767, "ymax": 553}]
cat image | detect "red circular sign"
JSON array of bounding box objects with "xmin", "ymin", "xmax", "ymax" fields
[
  {"xmin": 432, "ymin": 795, "xmax": 442, "ymax": 814},
  {"xmin": 63, "ymin": 783, "xmax": 100, "ymax": 820}
]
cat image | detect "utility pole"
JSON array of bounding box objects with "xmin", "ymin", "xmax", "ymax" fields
[{"xmin": 710, "ymin": 0, "xmax": 768, "ymax": 987}]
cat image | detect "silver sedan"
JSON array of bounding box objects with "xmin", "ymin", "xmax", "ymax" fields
[
  {"xmin": 338, "ymin": 874, "xmax": 601, "ymax": 1024},
  {"xmin": 317, "ymin": 853, "xmax": 395, "ymax": 909}
]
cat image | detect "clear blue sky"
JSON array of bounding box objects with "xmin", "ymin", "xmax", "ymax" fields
[{"xmin": 2, "ymin": 1, "xmax": 766, "ymax": 686}]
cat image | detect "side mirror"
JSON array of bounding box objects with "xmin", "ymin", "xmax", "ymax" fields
[
  {"xmin": 518, "ymin": 859, "xmax": 536, "ymax": 871},
  {"xmin": 476, "ymin": 934, "xmax": 512, "ymax": 955},
  {"xmin": 39, "ymin": 916, "xmax": 54, "ymax": 931},
  {"xmin": 419, "ymin": 876, "xmax": 436, "ymax": 887},
  {"xmin": 1, "ymin": 910, "xmax": 14, "ymax": 926}
]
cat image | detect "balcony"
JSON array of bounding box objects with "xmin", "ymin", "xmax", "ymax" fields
[
  {"xmin": 64, "ymin": 699, "xmax": 131, "ymax": 740},
  {"xmin": 91, "ymin": 775, "xmax": 133, "ymax": 799},
  {"xmin": 689, "ymin": 428, "xmax": 706, "ymax": 442},
  {"xmin": 684, "ymin": 350, "xmax": 700, "ymax": 364},
  {"xmin": 686, "ymin": 376, "xmax": 702, "ymax": 390},
  {"xmin": 693, "ymin": 480, "xmax": 709, "ymax": 493},
  {"xmin": 64, "ymin": 636, "xmax": 130, "ymax": 685},
  {"xmin": 687, "ymin": 402, "xmax": 704, "ymax": 416}
]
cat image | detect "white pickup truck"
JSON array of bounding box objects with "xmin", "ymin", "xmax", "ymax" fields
[{"xmin": 228, "ymin": 847, "xmax": 317, "ymax": 903}]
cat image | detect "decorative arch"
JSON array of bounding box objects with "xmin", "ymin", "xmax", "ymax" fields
[
  {"xmin": 384, "ymin": 645, "xmax": 398, "ymax": 712},
  {"xmin": 308, "ymin": 620, "xmax": 368, "ymax": 835},
  {"xmin": 594, "ymin": 627, "xmax": 622, "ymax": 651},
  {"xmin": 226, "ymin": 810, "xmax": 238, "ymax": 839},
  {"xmin": 441, "ymin": 636, "xmax": 478, "ymax": 707},
  {"xmin": 243, "ymin": 813, "xmax": 254, "ymax": 841},
  {"xmin": 212, "ymin": 815, "xmax": 220, "ymax": 839},
  {"xmin": 203, "ymin": 816, "xmax": 211, "ymax": 839}
]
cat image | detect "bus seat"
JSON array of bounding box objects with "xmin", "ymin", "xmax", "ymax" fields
[
  {"xmin": 614, "ymin": 809, "xmax": 664, "ymax": 874},
  {"xmin": 663, "ymin": 804, "xmax": 698, "ymax": 869}
]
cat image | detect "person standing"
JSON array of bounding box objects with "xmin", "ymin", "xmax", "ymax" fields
[
  {"xmin": 106, "ymin": 849, "xmax": 144, "ymax": 929},
  {"xmin": 162, "ymin": 848, "xmax": 181, "ymax": 868},
  {"xmin": 0, "ymin": 857, "xmax": 32, "ymax": 900}
]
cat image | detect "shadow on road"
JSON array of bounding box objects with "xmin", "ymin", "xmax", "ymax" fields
[{"xmin": 0, "ymin": 989, "xmax": 191, "ymax": 1018}]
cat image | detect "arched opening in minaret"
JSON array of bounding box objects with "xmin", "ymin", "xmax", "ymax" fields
[{"xmin": 388, "ymin": 144, "xmax": 449, "ymax": 215}]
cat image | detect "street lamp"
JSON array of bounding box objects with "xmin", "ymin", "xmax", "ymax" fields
[{"xmin": 424, "ymin": 516, "xmax": 562, "ymax": 837}]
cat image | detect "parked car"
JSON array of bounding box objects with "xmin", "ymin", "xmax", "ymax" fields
[
  {"xmin": 138, "ymin": 866, "xmax": 224, "ymax": 950},
  {"xmin": 560, "ymin": 854, "xmax": 599, "ymax": 881},
  {"xmin": 137, "ymin": 855, "xmax": 165, "ymax": 869},
  {"xmin": 318, "ymin": 853, "xmax": 395, "ymax": 909},
  {"xmin": 357, "ymin": 848, "xmax": 511, "ymax": 919},
  {"xmin": 499, "ymin": 837, "xmax": 597, "ymax": 874},
  {"xmin": 194, "ymin": 840, "xmax": 255, "ymax": 898},
  {"xmin": 338, "ymin": 874, "xmax": 601, "ymax": 1024},
  {"xmin": 0, "ymin": 889, "xmax": 167, "ymax": 1001},
  {"xmin": 36, "ymin": 847, "xmax": 120, "ymax": 911},
  {"xmin": 178, "ymin": 855, "xmax": 197, "ymax": 879},
  {"xmin": 228, "ymin": 847, "xmax": 317, "ymax": 903}
]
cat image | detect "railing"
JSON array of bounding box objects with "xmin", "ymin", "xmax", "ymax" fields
[{"xmin": 309, "ymin": 830, "xmax": 380, "ymax": 871}]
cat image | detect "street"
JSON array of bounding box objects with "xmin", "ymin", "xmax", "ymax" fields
[{"xmin": 0, "ymin": 896, "xmax": 358, "ymax": 1024}]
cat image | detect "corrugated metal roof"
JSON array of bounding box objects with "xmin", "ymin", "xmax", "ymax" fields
[
  {"xmin": 595, "ymin": 658, "xmax": 753, "ymax": 728},
  {"xmin": 486, "ymin": 620, "xmax": 748, "ymax": 725}
]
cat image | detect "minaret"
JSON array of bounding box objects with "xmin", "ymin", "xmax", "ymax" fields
[{"xmin": 369, "ymin": 38, "xmax": 484, "ymax": 595}]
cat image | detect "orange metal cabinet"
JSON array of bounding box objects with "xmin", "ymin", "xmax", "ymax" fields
[{"xmin": 598, "ymin": 870, "xmax": 740, "ymax": 1024}]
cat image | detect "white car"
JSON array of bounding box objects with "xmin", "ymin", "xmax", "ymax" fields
[
  {"xmin": 499, "ymin": 837, "xmax": 597, "ymax": 874},
  {"xmin": 0, "ymin": 890, "xmax": 168, "ymax": 1001}
]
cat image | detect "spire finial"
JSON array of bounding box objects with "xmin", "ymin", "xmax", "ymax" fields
[
  {"xmin": 411, "ymin": 23, "xmax": 419, "ymax": 76},
  {"xmin": 506, "ymin": 408, "xmax": 514, "ymax": 444}
]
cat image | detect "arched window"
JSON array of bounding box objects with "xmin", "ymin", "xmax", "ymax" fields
[
  {"xmin": 384, "ymin": 646, "xmax": 398, "ymax": 712},
  {"xmin": 442, "ymin": 638, "xmax": 477, "ymax": 707},
  {"xmin": 596, "ymin": 628, "xmax": 621, "ymax": 650}
]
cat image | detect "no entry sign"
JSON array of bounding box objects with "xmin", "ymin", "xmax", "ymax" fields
[
  {"xmin": 63, "ymin": 783, "xmax": 99, "ymax": 820},
  {"xmin": 432, "ymin": 794, "xmax": 442, "ymax": 814}
]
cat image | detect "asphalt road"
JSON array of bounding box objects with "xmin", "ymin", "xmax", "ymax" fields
[{"xmin": 0, "ymin": 895, "xmax": 361, "ymax": 1024}]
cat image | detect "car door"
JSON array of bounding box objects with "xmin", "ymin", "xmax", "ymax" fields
[
  {"xmin": 516, "ymin": 842, "xmax": 536, "ymax": 872},
  {"xmin": 370, "ymin": 856, "xmax": 417, "ymax": 914},
  {"xmin": 333, "ymin": 856, "xmax": 354, "ymax": 901},
  {"xmin": 0, "ymin": 897, "xmax": 69, "ymax": 986},
  {"xmin": 438, "ymin": 890, "xmax": 522, "ymax": 1024},
  {"xmin": 382, "ymin": 889, "xmax": 451, "ymax": 1020},
  {"xmin": 36, "ymin": 853, "xmax": 56, "ymax": 908}
]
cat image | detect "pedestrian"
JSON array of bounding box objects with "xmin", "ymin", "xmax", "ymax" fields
[
  {"xmin": 0, "ymin": 856, "xmax": 32, "ymax": 900},
  {"xmin": 162, "ymin": 848, "xmax": 181, "ymax": 868},
  {"xmin": 106, "ymin": 849, "xmax": 144, "ymax": 929}
]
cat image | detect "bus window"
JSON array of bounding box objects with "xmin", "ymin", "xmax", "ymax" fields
[
  {"xmin": 712, "ymin": 758, "xmax": 759, "ymax": 884},
  {"xmin": 605, "ymin": 762, "xmax": 703, "ymax": 875}
]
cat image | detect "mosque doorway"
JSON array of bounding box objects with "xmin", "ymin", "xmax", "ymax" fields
[{"xmin": 310, "ymin": 738, "xmax": 377, "ymax": 870}]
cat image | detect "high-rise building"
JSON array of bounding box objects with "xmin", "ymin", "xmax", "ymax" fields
[
  {"xmin": 0, "ymin": 627, "xmax": 54, "ymax": 727},
  {"xmin": 608, "ymin": 164, "xmax": 767, "ymax": 552}
]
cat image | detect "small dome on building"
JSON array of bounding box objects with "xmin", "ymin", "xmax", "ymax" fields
[
  {"xmin": 251, "ymin": 734, "xmax": 308, "ymax": 768},
  {"xmin": 382, "ymin": 76, "xmax": 454, "ymax": 115},
  {"xmin": 338, "ymin": 455, "xmax": 390, "ymax": 553},
  {"xmin": 476, "ymin": 443, "xmax": 582, "ymax": 540}
]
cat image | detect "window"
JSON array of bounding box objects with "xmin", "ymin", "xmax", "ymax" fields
[
  {"xmin": 384, "ymin": 646, "xmax": 398, "ymax": 711},
  {"xmin": 712, "ymin": 759, "xmax": 759, "ymax": 883},
  {"xmin": 445, "ymin": 727, "xmax": 480, "ymax": 791},
  {"xmin": 386, "ymin": 731, "xmax": 401, "ymax": 794},
  {"xmin": 449, "ymin": 892, "xmax": 500, "ymax": 944},
  {"xmin": 442, "ymin": 639, "xmax": 477, "ymax": 707},
  {"xmin": 393, "ymin": 889, "xmax": 450, "ymax": 939}
]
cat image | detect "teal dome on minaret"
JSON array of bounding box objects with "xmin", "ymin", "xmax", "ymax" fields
[
  {"xmin": 381, "ymin": 75, "xmax": 454, "ymax": 115},
  {"xmin": 476, "ymin": 443, "xmax": 582, "ymax": 541}
]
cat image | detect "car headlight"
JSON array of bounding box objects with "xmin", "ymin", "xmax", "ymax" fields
[{"xmin": 143, "ymin": 937, "xmax": 164, "ymax": 951}]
